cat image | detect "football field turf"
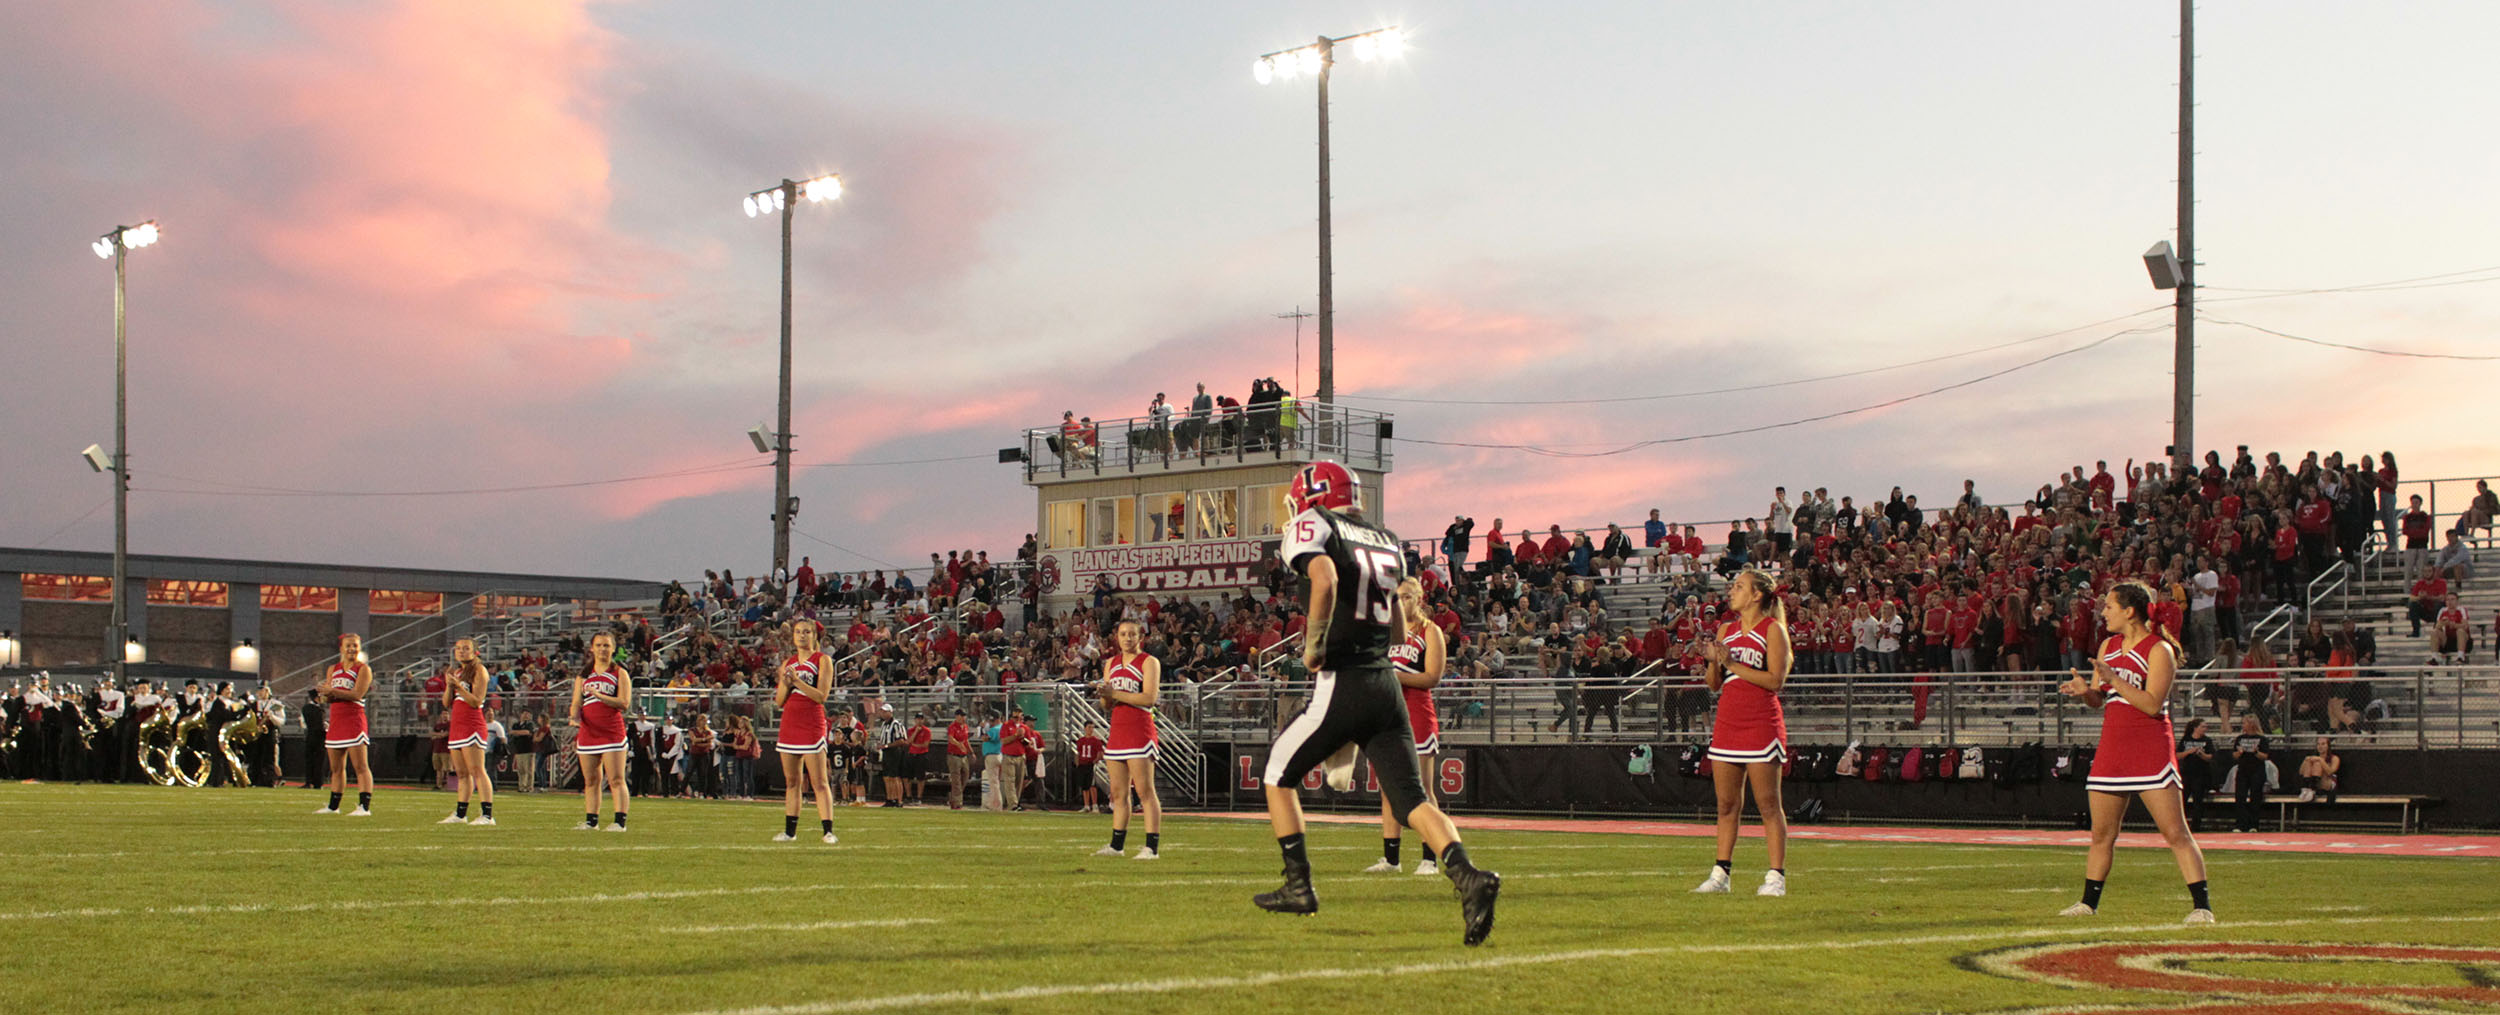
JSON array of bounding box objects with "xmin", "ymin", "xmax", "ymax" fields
[{"xmin": 5, "ymin": 783, "xmax": 2497, "ymax": 1015}]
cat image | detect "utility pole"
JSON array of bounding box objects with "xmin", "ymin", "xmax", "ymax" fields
[
  {"xmin": 2172, "ymin": 0, "xmax": 2196, "ymax": 475},
  {"xmin": 774, "ymin": 178, "xmax": 795, "ymax": 578},
  {"xmin": 1315, "ymin": 37, "xmax": 1335, "ymax": 408}
]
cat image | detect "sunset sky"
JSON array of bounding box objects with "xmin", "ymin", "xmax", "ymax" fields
[{"xmin": 3, "ymin": 1, "xmax": 2494, "ymax": 582}]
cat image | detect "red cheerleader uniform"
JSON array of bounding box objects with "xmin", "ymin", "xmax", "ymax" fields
[
  {"xmin": 1707, "ymin": 616, "xmax": 1788, "ymax": 765},
  {"xmin": 1103, "ymin": 652, "xmax": 1158, "ymax": 760},
  {"xmin": 1387, "ymin": 629, "xmax": 1439, "ymax": 754},
  {"xmin": 575, "ymin": 666, "xmax": 627, "ymax": 755},
  {"xmin": 446, "ymin": 668, "xmax": 488, "ymax": 750},
  {"xmin": 324, "ymin": 663, "xmax": 369, "ymax": 749},
  {"xmin": 776, "ymin": 654, "xmax": 829, "ymax": 754},
  {"xmin": 2086, "ymin": 632, "xmax": 2180, "ymax": 793}
]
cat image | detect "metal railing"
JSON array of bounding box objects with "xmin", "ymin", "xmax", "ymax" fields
[
  {"xmin": 1020, "ymin": 404, "xmax": 1393, "ymax": 481},
  {"xmin": 1161, "ymin": 665, "xmax": 2500, "ymax": 750},
  {"xmin": 270, "ymin": 590, "xmax": 493, "ymax": 697}
]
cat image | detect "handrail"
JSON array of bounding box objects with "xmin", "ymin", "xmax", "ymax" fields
[
  {"xmin": 1019, "ymin": 404, "xmax": 1394, "ymax": 481},
  {"xmin": 270, "ymin": 589, "xmax": 492, "ymax": 696}
]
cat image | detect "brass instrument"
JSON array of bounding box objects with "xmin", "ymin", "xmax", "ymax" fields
[
  {"xmin": 171, "ymin": 703, "xmax": 212, "ymax": 787},
  {"xmin": 71, "ymin": 695, "xmax": 99, "ymax": 751},
  {"xmin": 217, "ymin": 708, "xmax": 265, "ymax": 788},
  {"xmin": 137, "ymin": 703, "xmax": 178, "ymax": 786}
]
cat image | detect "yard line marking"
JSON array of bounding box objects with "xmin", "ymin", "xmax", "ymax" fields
[
  {"xmin": 0, "ymin": 882, "xmax": 964, "ymax": 923},
  {"xmin": 676, "ymin": 912, "xmax": 2500, "ymax": 1015},
  {"xmin": 678, "ymin": 918, "xmax": 938, "ymax": 934}
]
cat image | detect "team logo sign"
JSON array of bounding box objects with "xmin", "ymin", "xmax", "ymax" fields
[{"xmin": 1963, "ymin": 940, "xmax": 2500, "ymax": 1014}]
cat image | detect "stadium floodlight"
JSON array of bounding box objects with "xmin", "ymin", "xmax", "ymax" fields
[
  {"xmin": 744, "ymin": 173, "xmax": 843, "ymax": 576},
  {"xmin": 747, "ymin": 424, "xmax": 774, "ymax": 455},
  {"xmin": 230, "ymin": 639, "xmax": 259, "ymax": 673},
  {"xmin": 2143, "ymin": 240, "xmax": 2183, "ymax": 290},
  {"xmin": 81, "ymin": 443, "xmax": 111, "ymax": 473},
  {"xmin": 95, "ymin": 219, "xmax": 158, "ymax": 690},
  {"xmin": 1252, "ymin": 26, "xmax": 1403, "ymax": 409}
]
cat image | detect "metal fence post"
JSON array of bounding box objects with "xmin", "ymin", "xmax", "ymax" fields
[
  {"xmin": 1843, "ymin": 673, "xmax": 1856, "ymax": 743},
  {"xmin": 2416, "ymin": 670, "xmax": 2427, "ymax": 752}
]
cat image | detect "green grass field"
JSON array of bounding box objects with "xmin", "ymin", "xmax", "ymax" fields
[{"xmin": 4, "ymin": 783, "xmax": 2497, "ymax": 1015}]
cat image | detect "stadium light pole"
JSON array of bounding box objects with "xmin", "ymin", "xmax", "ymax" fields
[
  {"xmin": 1254, "ymin": 25, "xmax": 1404, "ymax": 410},
  {"xmin": 2170, "ymin": 0, "xmax": 2195, "ymax": 477},
  {"xmin": 92, "ymin": 220, "xmax": 159, "ymax": 687},
  {"xmin": 743, "ymin": 174, "xmax": 841, "ymax": 579}
]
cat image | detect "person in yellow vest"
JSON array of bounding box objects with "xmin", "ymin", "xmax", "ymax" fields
[{"xmin": 1279, "ymin": 390, "xmax": 1299, "ymax": 450}]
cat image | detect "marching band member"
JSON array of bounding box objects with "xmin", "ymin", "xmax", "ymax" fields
[
  {"xmin": 126, "ymin": 680, "xmax": 161, "ymax": 783},
  {"xmin": 251, "ymin": 684, "xmax": 286, "ymax": 787},
  {"xmin": 92, "ymin": 677, "xmax": 126, "ymax": 784}
]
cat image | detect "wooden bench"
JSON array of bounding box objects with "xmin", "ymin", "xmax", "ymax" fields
[{"xmin": 2276, "ymin": 794, "xmax": 2441, "ymax": 833}]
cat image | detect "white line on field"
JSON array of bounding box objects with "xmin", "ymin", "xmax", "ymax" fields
[
  {"xmin": 679, "ymin": 918, "xmax": 939, "ymax": 934},
  {"xmin": 676, "ymin": 912, "xmax": 2500, "ymax": 1015}
]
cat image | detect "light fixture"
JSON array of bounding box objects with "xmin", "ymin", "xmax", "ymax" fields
[
  {"xmin": 801, "ymin": 174, "xmax": 841, "ymax": 202},
  {"xmin": 123, "ymin": 639, "xmax": 146, "ymax": 664},
  {"xmin": 2143, "ymin": 240, "xmax": 2183, "ymax": 290},
  {"xmin": 0, "ymin": 630, "xmax": 18, "ymax": 666},
  {"xmin": 748, "ymin": 424, "xmax": 774, "ymax": 454},
  {"xmin": 92, "ymin": 238, "xmax": 114, "ymax": 259},
  {"xmin": 1376, "ymin": 28, "xmax": 1405, "ymax": 59},
  {"xmin": 1253, "ymin": 56, "xmax": 1274, "ymax": 84},
  {"xmin": 1297, "ymin": 46, "xmax": 1323, "ymax": 75},
  {"xmin": 125, "ymin": 221, "xmax": 159, "ymax": 248},
  {"xmin": 82, "ymin": 443, "xmax": 111, "ymax": 473},
  {"xmin": 743, "ymin": 194, "xmax": 761, "ymax": 218},
  {"xmin": 230, "ymin": 639, "xmax": 259, "ymax": 673}
]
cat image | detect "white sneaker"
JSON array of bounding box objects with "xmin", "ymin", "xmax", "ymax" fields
[
  {"xmin": 2058, "ymin": 902, "xmax": 2097, "ymax": 917},
  {"xmin": 1092, "ymin": 846, "xmax": 1124, "ymax": 857},
  {"xmin": 2296, "ymin": 789, "xmax": 2316, "ymax": 802},
  {"xmin": 2184, "ymin": 908, "xmax": 2217, "ymax": 925},
  {"xmin": 1413, "ymin": 860, "xmax": 1439, "ymax": 877},
  {"xmin": 1363, "ymin": 859, "xmax": 1399, "ymax": 873},
  {"xmin": 576, "ymin": 823, "xmax": 596, "ymax": 831},
  {"xmin": 1693, "ymin": 868, "xmax": 1732, "ymax": 894},
  {"xmin": 1133, "ymin": 848, "xmax": 1160, "ymax": 861},
  {"xmin": 822, "ymin": 832, "xmax": 840, "ymax": 845},
  {"xmin": 313, "ymin": 806, "xmax": 338, "ymax": 815},
  {"xmin": 772, "ymin": 832, "xmax": 796, "ymax": 842},
  {"xmin": 604, "ymin": 823, "xmax": 628, "ymax": 832},
  {"xmin": 1758, "ymin": 871, "xmax": 1788, "ymax": 897},
  {"xmin": 469, "ymin": 817, "xmax": 495, "ymax": 826},
  {"xmin": 438, "ymin": 814, "xmax": 469, "ymax": 824},
  {"xmin": 349, "ymin": 807, "xmax": 371, "ymax": 817}
]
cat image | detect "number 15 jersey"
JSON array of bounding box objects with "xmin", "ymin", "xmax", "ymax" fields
[{"xmin": 1282, "ymin": 506, "xmax": 1406, "ymax": 672}]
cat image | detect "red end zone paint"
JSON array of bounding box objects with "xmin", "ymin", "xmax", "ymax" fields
[
  {"xmin": 1971, "ymin": 941, "xmax": 2500, "ymax": 1014},
  {"xmin": 1178, "ymin": 811, "xmax": 2497, "ymax": 859}
]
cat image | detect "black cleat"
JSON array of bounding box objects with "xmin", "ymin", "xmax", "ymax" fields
[
  {"xmin": 1253, "ymin": 867, "xmax": 1319, "ymax": 915},
  {"xmin": 1448, "ymin": 863, "xmax": 1501, "ymax": 946}
]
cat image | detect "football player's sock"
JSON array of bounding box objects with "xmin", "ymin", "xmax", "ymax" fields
[
  {"xmin": 1110, "ymin": 828, "xmax": 1128, "ymax": 852},
  {"xmin": 479, "ymin": 801, "xmax": 491, "ymax": 819},
  {"xmin": 2082, "ymin": 879, "xmax": 2106, "ymax": 910},
  {"xmin": 1145, "ymin": 832, "xmax": 1160, "ymax": 853},
  {"xmin": 1383, "ymin": 837, "xmax": 1401, "ymax": 865},
  {"xmin": 1715, "ymin": 859, "xmax": 1733, "ymax": 874},
  {"xmin": 1438, "ymin": 841, "xmax": 1472, "ymax": 872},
  {"xmin": 1278, "ymin": 832, "xmax": 1310, "ymax": 874},
  {"xmin": 613, "ymin": 811, "xmax": 627, "ymax": 828},
  {"xmin": 455, "ymin": 801, "xmax": 469, "ymax": 819},
  {"xmin": 785, "ymin": 815, "xmax": 798, "ymax": 837},
  {"xmin": 357, "ymin": 791, "xmax": 372, "ymax": 811},
  {"xmin": 585, "ymin": 812, "xmax": 599, "ymax": 828},
  {"xmin": 821, "ymin": 819, "xmax": 833, "ymax": 835},
  {"xmin": 328, "ymin": 792, "xmax": 342, "ymax": 811},
  {"xmin": 2187, "ymin": 880, "xmax": 2210, "ymax": 910},
  {"xmin": 1420, "ymin": 842, "xmax": 1436, "ymax": 863}
]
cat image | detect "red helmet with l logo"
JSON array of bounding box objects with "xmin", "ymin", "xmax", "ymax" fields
[{"xmin": 1288, "ymin": 461, "xmax": 1358, "ymax": 514}]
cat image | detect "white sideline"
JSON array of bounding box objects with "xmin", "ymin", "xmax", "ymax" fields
[
  {"xmin": 0, "ymin": 858, "xmax": 2339, "ymax": 923},
  {"xmin": 677, "ymin": 912, "xmax": 2500, "ymax": 1015},
  {"xmin": 679, "ymin": 918, "xmax": 938, "ymax": 934}
]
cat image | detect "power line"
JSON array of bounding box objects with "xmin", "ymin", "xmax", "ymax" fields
[
  {"xmin": 1393, "ymin": 323, "xmax": 2167, "ymax": 458},
  {"xmin": 2199, "ymin": 316, "xmax": 2500, "ymax": 362},
  {"xmin": 139, "ymin": 459, "xmax": 768, "ymax": 499},
  {"xmin": 1336, "ymin": 305, "xmax": 2172, "ymax": 406},
  {"xmin": 2199, "ymin": 263, "xmax": 2500, "ymax": 297},
  {"xmin": 790, "ymin": 525, "xmax": 903, "ymax": 570},
  {"xmin": 20, "ymin": 498, "xmax": 110, "ymax": 549}
]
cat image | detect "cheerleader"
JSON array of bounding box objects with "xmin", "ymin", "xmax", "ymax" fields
[
  {"xmin": 437, "ymin": 639, "xmax": 496, "ymax": 826},
  {"xmin": 315, "ymin": 634, "xmax": 375, "ymax": 817},
  {"xmin": 773, "ymin": 620, "xmax": 838, "ymax": 844},
  {"xmin": 1090, "ymin": 619, "xmax": 1162, "ymax": 860},
  {"xmin": 1367, "ymin": 579, "xmax": 1447, "ymax": 875},
  {"xmin": 2057, "ymin": 581, "xmax": 2213, "ymax": 924},
  {"xmin": 1693, "ymin": 568, "xmax": 1791, "ymax": 897},
  {"xmin": 572, "ymin": 632, "xmax": 631, "ymax": 831}
]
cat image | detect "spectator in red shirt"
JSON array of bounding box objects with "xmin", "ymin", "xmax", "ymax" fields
[
  {"xmin": 1074, "ymin": 723, "xmax": 1107, "ymax": 813},
  {"xmin": 999, "ymin": 710, "xmax": 1032, "ymax": 812},
  {"xmin": 1947, "ymin": 601, "xmax": 1980, "ymax": 673},
  {"xmin": 1540, "ymin": 525, "xmax": 1571, "ymax": 564},
  {"xmin": 2400, "ymin": 494, "xmax": 2435, "ymax": 576},
  {"xmin": 1513, "ymin": 529, "xmax": 1542, "ymax": 566},
  {"xmin": 1920, "ymin": 594, "xmax": 1951, "ymax": 672},
  {"xmin": 2409, "ymin": 569, "xmax": 2449, "ymax": 638},
  {"xmin": 944, "ymin": 709, "xmax": 972, "ymax": 810},
  {"xmin": 2270, "ymin": 511, "xmax": 2301, "ymax": 602},
  {"xmin": 906, "ymin": 713, "xmax": 934, "ymax": 804},
  {"xmin": 2434, "ymin": 593, "xmax": 2471, "ymax": 662}
]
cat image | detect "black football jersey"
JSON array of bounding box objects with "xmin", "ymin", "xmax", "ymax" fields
[{"xmin": 1282, "ymin": 506, "xmax": 1405, "ymax": 671}]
